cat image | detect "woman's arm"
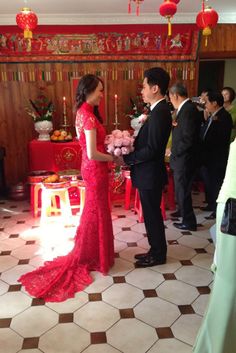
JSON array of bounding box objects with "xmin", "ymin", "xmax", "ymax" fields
[{"xmin": 85, "ymin": 129, "xmax": 113, "ymax": 162}]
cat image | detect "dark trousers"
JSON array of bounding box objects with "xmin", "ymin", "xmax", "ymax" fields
[
  {"xmin": 201, "ymin": 165, "xmax": 226, "ymax": 212},
  {"xmin": 138, "ymin": 186, "xmax": 167, "ymax": 260},
  {"xmin": 173, "ymin": 166, "xmax": 197, "ymax": 227}
]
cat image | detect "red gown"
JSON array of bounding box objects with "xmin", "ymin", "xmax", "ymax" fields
[{"xmin": 19, "ymin": 102, "xmax": 114, "ymax": 302}]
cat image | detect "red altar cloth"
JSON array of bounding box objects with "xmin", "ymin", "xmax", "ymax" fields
[{"xmin": 29, "ymin": 139, "xmax": 82, "ymax": 172}]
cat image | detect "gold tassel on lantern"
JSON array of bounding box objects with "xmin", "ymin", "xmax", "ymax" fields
[{"xmin": 202, "ymin": 26, "xmax": 211, "ymax": 46}]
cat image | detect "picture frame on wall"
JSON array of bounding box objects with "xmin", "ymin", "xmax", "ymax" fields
[{"xmin": 70, "ymin": 76, "xmax": 108, "ymax": 125}]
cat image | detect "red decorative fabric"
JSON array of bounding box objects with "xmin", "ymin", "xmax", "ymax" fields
[{"xmin": 19, "ymin": 102, "xmax": 114, "ymax": 302}]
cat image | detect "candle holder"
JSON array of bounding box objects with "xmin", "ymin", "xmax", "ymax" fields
[{"xmin": 114, "ymin": 94, "xmax": 120, "ymax": 130}]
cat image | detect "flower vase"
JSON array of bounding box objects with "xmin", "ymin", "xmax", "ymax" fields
[{"xmin": 34, "ymin": 121, "xmax": 53, "ymax": 141}]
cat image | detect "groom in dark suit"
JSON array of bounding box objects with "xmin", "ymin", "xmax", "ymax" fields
[
  {"xmin": 169, "ymin": 83, "xmax": 202, "ymax": 231},
  {"xmin": 123, "ymin": 67, "xmax": 172, "ymax": 267}
]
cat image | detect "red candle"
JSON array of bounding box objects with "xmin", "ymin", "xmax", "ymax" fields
[
  {"xmin": 63, "ymin": 96, "xmax": 66, "ymax": 115},
  {"xmin": 114, "ymin": 94, "xmax": 118, "ymax": 124}
]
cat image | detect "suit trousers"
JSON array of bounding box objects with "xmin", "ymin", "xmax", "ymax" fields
[
  {"xmin": 173, "ymin": 166, "xmax": 197, "ymax": 227},
  {"xmin": 138, "ymin": 186, "xmax": 167, "ymax": 259},
  {"xmin": 201, "ymin": 165, "xmax": 226, "ymax": 212}
]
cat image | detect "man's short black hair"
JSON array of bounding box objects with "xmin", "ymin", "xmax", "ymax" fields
[
  {"xmin": 207, "ymin": 91, "xmax": 224, "ymax": 107},
  {"xmin": 144, "ymin": 67, "xmax": 170, "ymax": 96},
  {"xmin": 169, "ymin": 82, "xmax": 188, "ymax": 98}
]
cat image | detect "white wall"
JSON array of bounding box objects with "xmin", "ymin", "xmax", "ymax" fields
[{"xmin": 224, "ymin": 59, "xmax": 236, "ymax": 92}]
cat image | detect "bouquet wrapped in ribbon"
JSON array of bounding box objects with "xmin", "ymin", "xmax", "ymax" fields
[{"xmin": 105, "ymin": 129, "xmax": 134, "ymax": 156}]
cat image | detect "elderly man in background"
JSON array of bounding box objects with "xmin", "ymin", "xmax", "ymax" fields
[{"xmin": 169, "ymin": 83, "xmax": 201, "ymax": 231}]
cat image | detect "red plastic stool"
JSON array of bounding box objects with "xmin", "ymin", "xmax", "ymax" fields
[
  {"xmin": 134, "ymin": 189, "xmax": 166, "ymax": 222},
  {"xmin": 30, "ymin": 183, "xmax": 43, "ymax": 218}
]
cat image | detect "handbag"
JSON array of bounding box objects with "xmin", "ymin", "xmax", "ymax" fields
[{"xmin": 220, "ymin": 198, "xmax": 236, "ymax": 236}]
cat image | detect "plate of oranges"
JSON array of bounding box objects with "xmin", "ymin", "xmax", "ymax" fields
[{"xmin": 50, "ymin": 129, "xmax": 73, "ymax": 142}]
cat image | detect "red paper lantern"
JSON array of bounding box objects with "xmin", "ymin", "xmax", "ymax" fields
[
  {"xmin": 128, "ymin": 0, "xmax": 144, "ymax": 16},
  {"xmin": 16, "ymin": 7, "xmax": 38, "ymax": 39},
  {"xmin": 159, "ymin": 0, "xmax": 177, "ymax": 36},
  {"xmin": 196, "ymin": 4, "xmax": 218, "ymax": 46}
]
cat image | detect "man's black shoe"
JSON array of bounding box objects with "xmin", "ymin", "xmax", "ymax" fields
[
  {"xmin": 205, "ymin": 212, "xmax": 216, "ymax": 220},
  {"xmin": 134, "ymin": 252, "xmax": 149, "ymax": 260},
  {"xmin": 170, "ymin": 210, "xmax": 181, "ymax": 218},
  {"xmin": 173, "ymin": 222, "xmax": 197, "ymax": 231},
  {"xmin": 200, "ymin": 205, "xmax": 214, "ymax": 212},
  {"xmin": 135, "ymin": 255, "xmax": 166, "ymax": 268}
]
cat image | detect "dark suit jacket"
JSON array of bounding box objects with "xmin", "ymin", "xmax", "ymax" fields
[
  {"xmin": 170, "ymin": 100, "xmax": 202, "ymax": 171},
  {"xmin": 200, "ymin": 107, "xmax": 233, "ymax": 169},
  {"xmin": 123, "ymin": 99, "xmax": 172, "ymax": 189}
]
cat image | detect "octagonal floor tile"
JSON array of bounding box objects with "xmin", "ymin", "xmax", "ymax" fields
[
  {"xmin": 0, "ymin": 238, "xmax": 25, "ymax": 251},
  {"xmin": 172, "ymin": 314, "xmax": 202, "ymax": 346},
  {"xmin": 178, "ymin": 235, "xmax": 209, "ymax": 249},
  {"xmin": 115, "ymin": 230, "xmax": 143, "ymax": 243},
  {"xmin": 165, "ymin": 228, "xmax": 183, "ymax": 241},
  {"xmin": 74, "ymin": 301, "xmax": 119, "ymax": 331},
  {"xmin": 157, "ymin": 280, "xmax": 198, "ymax": 305},
  {"xmin": 0, "ymin": 328, "xmax": 23, "ymax": 353},
  {"xmin": 39, "ymin": 323, "xmax": 90, "ymax": 353},
  {"xmin": 107, "ymin": 318, "xmax": 157, "ymax": 353},
  {"xmin": 114, "ymin": 239, "xmax": 127, "ymax": 253},
  {"xmin": 0, "ymin": 255, "xmax": 18, "ymax": 272},
  {"xmin": 130, "ymin": 222, "xmax": 146, "ymax": 234},
  {"xmin": 150, "ymin": 257, "xmax": 181, "ymax": 274},
  {"xmin": 136, "ymin": 238, "xmax": 150, "ymax": 250},
  {"xmin": 191, "ymin": 253, "xmax": 213, "ymax": 270},
  {"xmin": 85, "ymin": 272, "xmax": 113, "ymax": 293},
  {"xmin": 108, "ymin": 258, "xmax": 134, "ymax": 277},
  {"xmin": 4, "ymin": 224, "xmax": 31, "ymax": 235},
  {"xmin": 112, "ymin": 225, "xmax": 122, "ymax": 235},
  {"xmin": 0, "ymin": 231, "xmax": 9, "ymax": 240},
  {"xmin": 148, "ymin": 338, "xmax": 192, "ymax": 353},
  {"xmin": 126, "ymin": 268, "xmax": 164, "ymax": 289},
  {"xmin": 46, "ymin": 291, "xmax": 88, "ymax": 313},
  {"xmin": 11, "ymin": 244, "xmax": 42, "ymax": 260},
  {"xmin": 18, "ymin": 350, "xmax": 41, "ymax": 353},
  {"xmin": 175, "ymin": 266, "xmax": 213, "ymax": 286},
  {"xmin": 11, "ymin": 306, "xmax": 58, "ymax": 336},
  {"xmin": 205, "ymin": 243, "xmax": 215, "ymax": 254},
  {"xmin": 0, "ymin": 279, "xmax": 9, "ymax": 295},
  {"xmin": 103, "ymin": 283, "xmax": 143, "ymax": 309},
  {"xmin": 134, "ymin": 297, "xmax": 180, "ymax": 327},
  {"xmin": 0, "ymin": 292, "xmax": 32, "ymax": 318},
  {"xmin": 1, "ymin": 264, "xmax": 35, "ymax": 285},
  {"xmin": 167, "ymin": 245, "xmax": 196, "ymax": 260},
  {"xmin": 192, "ymin": 294, "xmax": 210, "ymax": 316},
  {"xmin": 83, "ymin": 344, "xmax": 120, "ymax": 353},
  {"xmin": 112, "ymin": 218, "xmax": 137, "ymax": 228}
]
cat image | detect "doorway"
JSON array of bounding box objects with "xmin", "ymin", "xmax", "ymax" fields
[{"xmin": 198, "ymin": 60, "xmax": 225, "ymax": 95}]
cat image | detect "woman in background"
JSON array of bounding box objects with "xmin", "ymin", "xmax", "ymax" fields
[
  {"xmin": 222, "ymin": 86, "xmax": 236, "ymax": 141},
  {"xmin": 19, "ymin": 74, "xmax": 115, "ymax": 302},
  {"xmin": 193, "ymin": 137, "xmax": 236, "ymax": 353}
]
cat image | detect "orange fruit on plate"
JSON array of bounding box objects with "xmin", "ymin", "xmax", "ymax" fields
[{"xmin": 53, "ymin": 130, "xmax": 61, "ymax": 137}]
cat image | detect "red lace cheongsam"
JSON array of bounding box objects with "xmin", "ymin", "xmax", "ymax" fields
[{"xmin": 19, "ymin": 102, "xmax": 114, "ymax": 302}]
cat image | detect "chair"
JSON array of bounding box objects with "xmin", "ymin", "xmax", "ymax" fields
[{"xmin": 30, "ymin": 182, "xmax": 42, "ymax": 218}]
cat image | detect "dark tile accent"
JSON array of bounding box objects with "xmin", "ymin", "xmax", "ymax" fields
[
  {"xmin": 143, "ymin": 289, "xmax": 158, "ymax": 298},
  {"xmin": 10, "ymin": 205, "xmax": 17, "ymax": 209},
  {"xmin": 26, "ymin": 240, "xmax": 36, "ymax": 245},
  {"xmin": 119, "ymin": 308, "xmax": 135, "ymax": 318},
  {"xmin": 127, "ymin": 242, "xmax": 137, "ymax": 247},
  {"xmin": 0, "ymin": 251, "xmax": 11, "ymax": 256},
  {"xmin": 178, "ymin": 305, "xmax": 195, "ymax": 314},
  {"xmin": 114, "ymin": 252, "xmax": 120, "ymax": 258},
  {"xmin": 3, "ymin": 216, "xmax": 11, "ymax": 219},
  {"xmin": 17, "ymin": 220, "xmax": 25, "ymax": 224},
  {"xmin": 0, "ymin": 227, "xmax": 4, "ymax": 231},
  {"xmin": 195, "ymin": 248, "xmax": 207, "ymax": 254},
  {"xmin": 0, "ymin": 201, "xmax": 5, "ymax": 204},
  {"xmin": 122, "ymin": 227, "xmax": 131, "ymax": 231},
  {"xmin": 117, "ymin": 215, "xmax": 126, "ymax": 218},
  {"xmin": 22, "ymin": 337, "xmax": 39, "ymax": 350},
  {"xmin": 8, "ymin": 284, "xmax": 22, "ymax": 292},
  {"xmin": 0, "ymin": 318, "xmax": 11, "ymax": 328},
  {"xmin": 59, "ymin": 313, "xmax": 74, "ymax": 323},
  {"xmin": 9, "ymin": 234, "xmax": 19, "ymax": 238},
  {"xmin": 143, "ymin": 233, "xmax": 147, "ymax": 237},
  {"xmin": 181, "ymin": 231, "xmax": 192, "ymax": 235},
  {"xmin": 91, "ymin": 332, "xmax": 107, "ymax": 344},
  {"xmin": 23, "ymin": 209, "xmax": 30, "ymax": 213},
  {"xmin": 168, "ymin": 240, "xmax": 179, "ymax": 245},
  {"xmin": 18, "ymin": 259, "xmax": 30, "ymax": 265},
  {"xmin": 163, "ymin": 273, "xmax": 176, "ymax": 280},
  {"xmin": 88, "ymin": 293, "xmax": 102, "ymax": 302},
  {"xmin": 197, "ymin": 286, "xmax": 211, "ymax": 294},
  {"xmin": 208, "ymin": 238, "xmax": 213, "ymax": 243},
  {"xmin": 156, "ymin": 327, "xmax": 174, "ymax": 339},
  {"xmin": 32, "ymin": 225, "xmax": 39, "ymax": 229},
  {"xmin": 180, "ymin": 260, "xmax": 193, "ymax": 266},
  {"xmin": 31, "ymin": 298, "xmax": 45, "ymax": 306},
  {"xmin": 197, "ymin": 223, "xmax": 204, "ymax": 227},
  {"xmin": 113, "ymin": 276, "xmax": 126, "ymax": 284},
  {"xmin": 114, "ymin": 205, "xmax": 122, "ymax": 208}
]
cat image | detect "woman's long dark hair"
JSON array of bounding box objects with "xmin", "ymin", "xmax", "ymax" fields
[{"xmin": 75, "ymin": 74, "xmax": 104, "ymax": 123}]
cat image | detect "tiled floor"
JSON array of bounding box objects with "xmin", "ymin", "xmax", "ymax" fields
[{"xmin": 0, "ymin": 193, "xmax": 215, "ymax": 353}]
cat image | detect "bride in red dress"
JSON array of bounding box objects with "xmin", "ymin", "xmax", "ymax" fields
[{"xmin": 19, "ymin": 74, "xmax": 115, "ymax": 302}]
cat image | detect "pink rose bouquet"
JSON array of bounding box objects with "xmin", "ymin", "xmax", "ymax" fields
[{"xmin": 105, "ymin": 129, "xmax": 134, "ymax": 157}]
